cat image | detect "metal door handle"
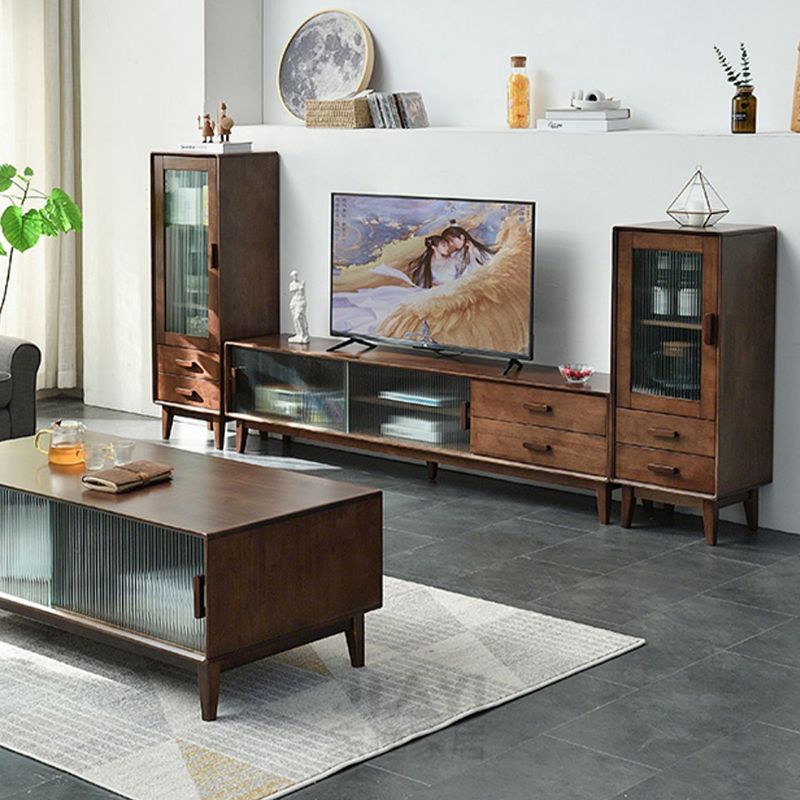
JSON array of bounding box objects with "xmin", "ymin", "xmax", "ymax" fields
[
  {"xmin": 523, "ymin": 402, "xmax": 552, "ymax": 414},
  {"xmin": 649, "ymin": 427, "xmax": 679, "ymax": 439},
  {"xmin": 209, "ymin": 243, "xmax": 219, "ymax": 270},
  {"xmin": 523, "ymin": 441, "xmax": 552, "ymax": 453},
  {"xmin": 647, "ymin": 463, "xmax": 679, "ymax": 476}
]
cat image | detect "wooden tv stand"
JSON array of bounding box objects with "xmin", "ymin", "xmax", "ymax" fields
[{"xmin": 225, "ymin": 336, "xmax": 614, "ymax": 524}]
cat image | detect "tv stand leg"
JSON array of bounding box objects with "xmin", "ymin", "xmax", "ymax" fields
[
  {"xmin": 595, "ymin": 485, "xmax": 611, "ymax": 524},
  {"xmin": 235, "ymin": 421, "xmax": 248, "ymax": 453},
  {"xmin": 620, "ymin": 486, "xmax": 635, "ymax": 528},
  {"xmin": 282, "ymin": 434, "xmax": 292, "ymax": 455},
  {"xmin": 426, "ymin": 460, "xmax": 438, "ymax": 481}
]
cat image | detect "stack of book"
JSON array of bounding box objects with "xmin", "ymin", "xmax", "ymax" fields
[
  {"xmin": 537, "ymin": 107, "xmax": 631, "ymax": 132},
  {"xmin": 367, "ymin": 91, "xmax": 429, "ymax": 129}
]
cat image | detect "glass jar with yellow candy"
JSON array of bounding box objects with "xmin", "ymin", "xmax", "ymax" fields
[{"xmin": 507, "ymin": 55, "xmax": 530, "ymax": 128}]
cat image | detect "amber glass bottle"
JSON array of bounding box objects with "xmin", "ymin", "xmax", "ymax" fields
[
  {"xmin": 507, "ymin": 56, "xmax": 530, "ymax": 128},
  {"xmin": 731, "ymin": 85, "xmax": 757, "ymax": 133}
]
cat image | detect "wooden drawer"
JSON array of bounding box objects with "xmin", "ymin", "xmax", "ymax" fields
[
  {"xmin": 471, "ymin": 381, "xmax": 607, "ymax": 436},
  {"xmin": 617, "ymin": 409, "xmax": 715, "ymax": 457},
  {"xmin": 471, "ymin": 418, "xmax": 607, "ymax": 476},
  {"xmin": 157, "ymin": 373, "xmax": 220, "ymax": 410},
  {"xmin": 157, "ymin": 345, "xmax": 220, "ymax": 381},
  {"xmin": 616, "ymin": 444, "xmax": 715, "ymax": 494}
]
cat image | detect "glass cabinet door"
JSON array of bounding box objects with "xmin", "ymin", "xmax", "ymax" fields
[
  {"xmin": 164, "ymin": 169, "xmax": 209, "ymax": 338},
  {"xmin": 616, "ymin": 232, "xmax": 718, "ymax": 419},
  {"xmin": 154, "ymin": 156, "xmax": 217, "ymax": 350}
]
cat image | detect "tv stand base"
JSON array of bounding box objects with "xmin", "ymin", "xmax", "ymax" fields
[
  {"xmin": 326, "ymin": 337, "xmax": 377, "ymax": 353},
  {"xmin": 503, "ymin": 357, "xmax": 524, "ymax": 376}
]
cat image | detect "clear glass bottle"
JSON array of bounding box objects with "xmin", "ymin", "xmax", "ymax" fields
[
  {"xmin": 652, "ymin": 252, "xmax": 673, "ymax": 317},
  {"xmin": 677, "ymin": 259, "xmax": 700, "ymax": 318},
  {"xmin": 731, "ymin": 85, "xmax": 757, "ymax": 134},
  {"xmin": 507, "ymin": 56, "xmax": 530, "ymax": 128}
]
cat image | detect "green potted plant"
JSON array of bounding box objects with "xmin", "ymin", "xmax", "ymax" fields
[
  {"xmin": 0, "ymin": 163, "xmax": 82, "ymax": 321},
  {"xmin": 713, "ymin": 42, "xmax": 757, "ymax": 133}
]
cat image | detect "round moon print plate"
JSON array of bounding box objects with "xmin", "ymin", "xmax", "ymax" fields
[{"xmin": 278, "ymin": 10, "xmax": 374, "ymax": 121}]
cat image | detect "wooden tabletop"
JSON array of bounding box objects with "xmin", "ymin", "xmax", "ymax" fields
[{"xmin": 0, "ymin": 436, "xmax": 380, "ymax": 538}]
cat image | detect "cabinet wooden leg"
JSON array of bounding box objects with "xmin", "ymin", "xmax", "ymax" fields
[
  {"xmin": 207, "ymin": 420, "xmax": 214, "ymax": 431},
  {"xmin": 197, "ymin": 661, "xmax": 221, "ymax": 721},
  {"xmin": 281, "ymin": 434, "xmax": 292, "ymax": 455},
  {"xmin": 595, "ymin": 485, "xmax": 611, "ymax": 525},
  {"xmin": 702, "ymin": 500, "xmax": 719, "ymax": 546},
  {"xmin": 161, "ymin": 408, "xmax": 174, "ymax": 440},
  {"xmin": 235, "ymin": 421, "xmax": 249, "ymax": 453},
  {"xmin": 212, "ymin": 419, "xmax": 225, "ymax": 450},
  {"xmin": 744, "ymin": 488, "xmax": 759, "ymax": 533},
  {"xmin": 345, "ymin": 613, "xmax": 365, "ymax": 668},
  {"xmin": 426, "ymin": 460, "xmax": 438, "ymax": 481},
  {"xmin": 620, "ymin": 486, "xmax": 635, "ymax": 528}
]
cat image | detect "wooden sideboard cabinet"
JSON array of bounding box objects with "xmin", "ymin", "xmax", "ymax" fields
[
  {"xmin": 151, "ymin": 152, "xmax": 279, "ymax": 448},
  {"xmin": 612, "ymin": 222, "xmax": 777, "ymax": 544},
  {"xmin": 225, "ymin": 336, "xmax": 615, "ymax": 524}
]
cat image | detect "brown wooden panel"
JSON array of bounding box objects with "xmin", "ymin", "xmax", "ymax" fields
[
  {"xmin": 616, "ymin": 444, "xmax": 715, "ymax": 494},
  {"xmin": 156, "ymin": 373, "xmax": 221, "ymax": 411},
  {"xmin": 157, "ymin": 345, "xmax": 220, "ymax": 381},
  {"xmin": 471, "ymin": 380, "xmax": 607, "ymax": 435},
  {"xmin": 616, "ymin": 408, "xmax": 715, "ymax": 456},
  {"xmin": 204, "ymin": 496, "xmax": 382, "ymax": 658},
  {"xmin": 471, "ymin": 418, "xmax": 607, "ymax": 476},
  {"xmin": 217, "ymin": 153, "xmax": 280, "ymax": 342},
  {"xmin": 716, "ymin": 229, "xmax": 777, "ymax": 495}
]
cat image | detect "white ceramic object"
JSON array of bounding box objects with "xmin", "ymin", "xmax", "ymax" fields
[{"xmin": 288, "ymin": 270, "xmax": 310, "ymax": 344}]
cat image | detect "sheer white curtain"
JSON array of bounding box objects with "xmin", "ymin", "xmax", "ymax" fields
[{"xmin": 0, "ymin": 0, "xmax": 81, "ymax": 390}]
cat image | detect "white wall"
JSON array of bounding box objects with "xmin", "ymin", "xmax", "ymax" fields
[
  {"xmin": 81, "ymin": 1, "xmax": 800, "ymax": 533},
  {"xmin": 262, "ymin": 0, "xmax": 800, "ymax": 131},
  {"xmin": 80, "ymin": 0, "xmax": 205, "ymax": 415}
]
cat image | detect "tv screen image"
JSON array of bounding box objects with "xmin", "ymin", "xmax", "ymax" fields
[{"xmin": 330, "ymin": 193, "xmax": 535, "ymax": 359}]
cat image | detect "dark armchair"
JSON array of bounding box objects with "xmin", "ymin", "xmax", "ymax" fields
[{"xmin": 0, "ymin": 335, "xmax": 41, "ymax": 440}]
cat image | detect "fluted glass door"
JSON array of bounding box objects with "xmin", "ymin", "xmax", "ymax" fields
[{"xmin": 164, "ymin": 169, "xmax": 209, "ymax": 339}]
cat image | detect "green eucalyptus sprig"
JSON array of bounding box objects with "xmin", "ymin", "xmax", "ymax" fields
[
  {"xmin": 713, "ymin": 42, "xmax": 754, "ymax": 88},
  {"xmin": 0, "ymin": 163, "xmax": 82, "ymax": 320}
]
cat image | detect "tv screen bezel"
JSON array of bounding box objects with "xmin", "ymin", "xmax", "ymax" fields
[{"xmin": 329, "ymin": 192, "xmax": 535, "ymax": 361}]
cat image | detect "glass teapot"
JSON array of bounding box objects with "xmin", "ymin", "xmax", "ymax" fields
[{"xmin": 34, "ymin": 419, "xmax": 87, "ymax": 465}]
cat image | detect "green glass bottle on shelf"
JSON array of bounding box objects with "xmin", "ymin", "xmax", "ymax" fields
[{"xmin": 732, "ymin": 85, "xmax": 757, "ymax": 134}]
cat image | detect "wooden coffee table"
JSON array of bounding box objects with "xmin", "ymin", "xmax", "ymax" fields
[{"xmin": 0, "ymin": 436, "xmax": 382, "ymax": 720}]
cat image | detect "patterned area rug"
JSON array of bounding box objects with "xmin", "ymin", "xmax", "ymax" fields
[{"xmin": 0, "ymin": 578, "xmax": 643, "ymax": 800}]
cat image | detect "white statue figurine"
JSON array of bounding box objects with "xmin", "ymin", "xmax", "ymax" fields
[{"xmin": 288, "ymin": 270, "xmax": 309, "ymax": 344}]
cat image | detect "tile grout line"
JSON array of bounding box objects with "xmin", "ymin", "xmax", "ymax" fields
[
  {"xmin": 542, "ymin": 733, "xmax": 661, "ymax": 772},
  {"xmin": 365, "ymin": 763, "xmax": 433, "ymax": 788}
]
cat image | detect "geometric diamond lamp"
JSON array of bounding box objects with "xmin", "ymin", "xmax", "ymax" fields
[{"xmin": 666, "ymin": 166, "xmax": 730, "ymax": 228}]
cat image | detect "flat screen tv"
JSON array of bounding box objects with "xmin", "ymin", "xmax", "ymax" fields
[{"xmin": 330, "ymin": 193, "xmax": 535, "ymax": 359}]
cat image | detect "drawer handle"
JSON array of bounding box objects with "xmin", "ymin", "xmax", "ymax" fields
[
  {"xmin": 649, "ymin": 427, "xmax": 679, "ymax": 439},
  {"xmin": 523, "ymin": 441, "xmax": 552, "ymax": 453},
  {"xmin": 647, "ymin": 463, "xmax": 680, "ymax": 476},
  {"xmin": 174, "ymin": 387, "xmax": 200, "ymax": 400},
  {"xmin": 175, "ymin": 358, "xmax": 200, "ymax": 371},
  {"xmin": 523, "ymin": 402, "xmax": 552, "ymax": 414}
]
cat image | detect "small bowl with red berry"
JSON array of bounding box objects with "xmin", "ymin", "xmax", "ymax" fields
[{"xmin": 558, "ymin": 363, "xmax": 595, "ymax": 385}]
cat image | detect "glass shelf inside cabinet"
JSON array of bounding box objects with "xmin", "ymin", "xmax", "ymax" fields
[
  {"xmin": 349, "ymin": 364, "xmax": 469, "ymax": 451},
  {"xmin": 164, "ymin": 169, "xmax": 209, "ymax": 338},
  {"xmin": 631, "ymin": 249, "xmax": 702, "ymax": 401},
  {"xmin": 230, "ymin": 349, "xmax": 347, "ymax": 432}
]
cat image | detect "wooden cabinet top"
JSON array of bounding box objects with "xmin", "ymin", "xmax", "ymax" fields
[
  {"xmin": 0, "ymin": 437, "xmax": 379, "ymax": 538},
  {"xmin": 227, "ymin": 335, "xmax": 612, "ymax": 396},
  {"xmin": 614, "ymin": 221, "xmax": 777, "ymax": 237}
]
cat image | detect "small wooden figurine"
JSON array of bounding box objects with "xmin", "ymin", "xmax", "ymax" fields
[
  {"xmin": 217, "ymin": 102, "xmax": 234, "ymax": 142},
  {"xmin": 197, "ymin": 114, "xmax": 215, "ymax": 143}
]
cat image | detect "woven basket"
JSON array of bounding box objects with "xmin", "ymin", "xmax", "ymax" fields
[{"xmin": 305, "ymin": 97, "xmax": 373, "ymax": 128}]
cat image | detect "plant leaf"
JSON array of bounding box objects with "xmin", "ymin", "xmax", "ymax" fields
[
  {"xmin": 0, "ymin": 164, "xmax": 17, "ymax": 192},
  {"xmin": 38, "ymin": 209, "xmax": 59, "ymax": 237},
  {"xmin": 0, "ymin": 239, "xmax": 6, "ymax": 256},
  {"xmin": 22, "ymin": 166, "xmax": 33, "ymax": 178},
  {"xmin": 47, "ymin": 187, "xmax": 83, "ymax": 232},
  {"xmin": 1, "ymin": 206, "xmax": 42, "ymax": 252}
]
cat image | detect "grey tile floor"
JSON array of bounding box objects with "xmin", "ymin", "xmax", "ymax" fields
[{"xmin": 4, "ymin": 398, "xmax": 800, "ymax": 799}]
